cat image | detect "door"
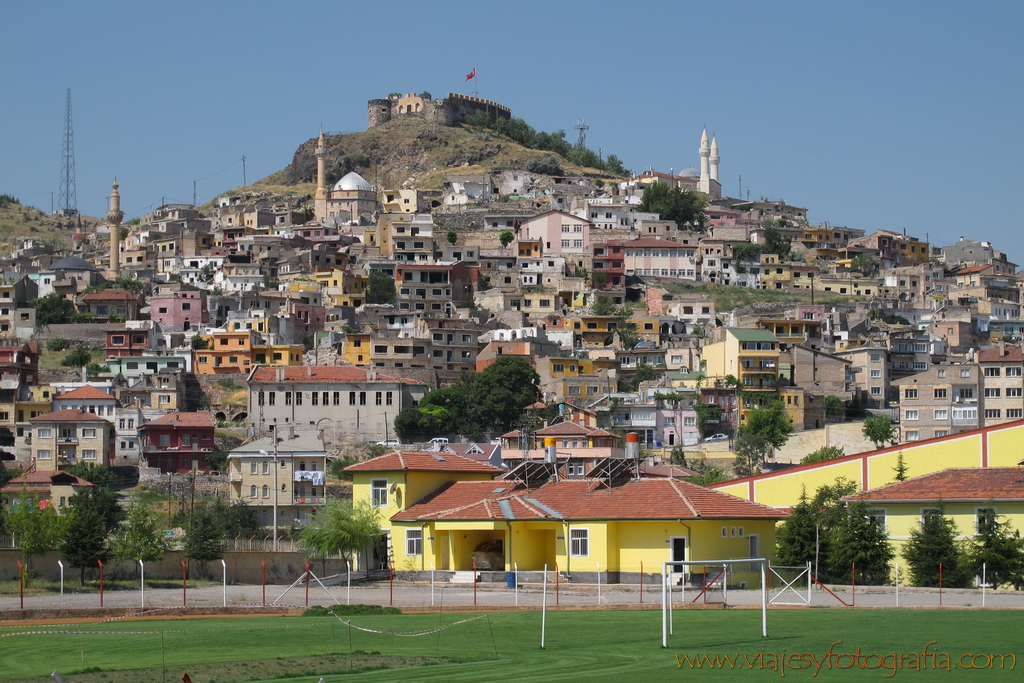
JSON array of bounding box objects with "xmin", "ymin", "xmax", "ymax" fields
[
  {"xmin": 748, "ymin": 534, "xmax": 760, "ymax": 572},
  {"xmin": 670, "ymin": 537, "xmax": 686, "ymax": 572},
  {"xmin": 440, "ymin": 533, "xmax": 450, "ymax": 570}
]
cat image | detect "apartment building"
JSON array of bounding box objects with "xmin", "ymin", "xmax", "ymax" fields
[{"xmin": 892, "ymin": 364, "xmax": 981, "ymax": 441}]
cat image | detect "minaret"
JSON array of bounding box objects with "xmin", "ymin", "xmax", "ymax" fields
[
  {"xmin": 709, "ymin": 136, "xmax": 719, "ymax": 182},
  {"xmin": 698, "ymin": 128, "xmax": 710, "ymax": 194},
  {"xmin": 314, "ymin": 129, "xmax": 327, "ymax": 222},
  {"xmin": 107, "ymin": 180, "xmax": 124, "ymax": 281}
]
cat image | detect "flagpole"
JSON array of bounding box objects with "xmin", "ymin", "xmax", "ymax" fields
[{"xmin": 474, "ymin": 65, "xmax": 478, "ymax": 97}]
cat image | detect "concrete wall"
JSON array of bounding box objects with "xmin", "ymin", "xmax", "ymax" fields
[
  {"xmin": 33, "ymin": 323, "xmax": 109, "ymax": 344},
  {"xmin": 773, "ymin": 422, "xmax": 876, "ymax": 463},
  {"xmin": 0, "ymin": 550, "xmax": 351, "ymax": 584}
]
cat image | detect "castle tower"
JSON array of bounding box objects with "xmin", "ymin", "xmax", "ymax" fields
[
  {"xmin": 698, "ymin": 128, "xmax": 711, "ymax": 194},
  {"xmin": 314, "ymin": 129, "xmax": 327, "ymax": 222},
  {"xmin": 709, "ymin": 136, "xmax": 720, "ymax": 182},
  {"xmin": 106, "ymin": 180, "xmax": 124, "ymax": 281}
]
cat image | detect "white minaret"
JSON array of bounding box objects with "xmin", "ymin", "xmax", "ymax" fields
[
  {"xmin": 314, "ymin": 129, "xmax": 327, "ymax": 222},
  {"xmin": 107, "ymin": 180, "xmax": 124, "ymax": 281},
  {"xmin": 709, "ymin": 136, "xmax": 719, "ymax": 182},
  {"xmin": 698, "ymin": 128, "xmax": 710, "ymax": 194}
]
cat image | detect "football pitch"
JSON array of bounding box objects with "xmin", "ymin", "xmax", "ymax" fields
[{"xmin": 1, "ymin": 608, "xmax": 1019, "ymax": 682}]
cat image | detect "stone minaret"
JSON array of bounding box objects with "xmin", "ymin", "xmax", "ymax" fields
[
  {"xmin": 314, "ymin": 129, "xmax": 327, "ymax": 222},
  {"xmin": 709, "ymin": 136, "xmax": 720, "ymax": 182},
  {"xmin": 698, "ymin": 128, "xmax": 711, "ymax": 194},
  {"xmin": 107, "ymin": 180, "xmax": 124, "ymax": 281}
]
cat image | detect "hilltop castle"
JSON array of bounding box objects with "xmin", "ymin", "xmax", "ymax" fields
[{"xmin": 367, "ymin": 92, "xmax": 511, "ymax": 129}]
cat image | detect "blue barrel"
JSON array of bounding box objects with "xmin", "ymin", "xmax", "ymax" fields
[{"xmin": 506, "ymin": 571, "xmax": 517, "ymax": 588}]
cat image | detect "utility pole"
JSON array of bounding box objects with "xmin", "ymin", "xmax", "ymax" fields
[{"xmin": 242, "ymin": 156, "xmax": 247, "ymax": 187}]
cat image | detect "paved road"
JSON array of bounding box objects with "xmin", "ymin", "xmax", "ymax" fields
[{"xmin": 2, "ymin": 581, "xmax": 1022, "ymax": 614}]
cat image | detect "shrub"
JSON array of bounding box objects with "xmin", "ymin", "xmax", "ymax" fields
[
  {"xmin": 302, "ymin": 604, "xmax": 402, "ymax": 617},
  {"xmin": 47, "ymin": 338, "xmax": 69, "ymax": 351},
  {"xmin": 61, "ymin": 347, "xmax": 92, "ymax": 367},
  {"xmin": 526, "ymin": 155, "xmax": 564, "ymax": 176}
]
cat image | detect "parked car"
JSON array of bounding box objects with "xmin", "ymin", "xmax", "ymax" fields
[
  {"xmin": 429, "ymin": 437, "xmax": 449, "ymax": 445},
  {"xmin": 376, "ymin": 439, "xmax": 400, "ymax": 447},
  {"xmin": 703, "ymin": 433, "xmax": 729, "ymax": 442}
]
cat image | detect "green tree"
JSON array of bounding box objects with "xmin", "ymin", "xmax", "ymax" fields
[
  {"xmin": 60, "ymin": 491, "xmax": 112, "ymax": 585},
  {"xmin": 191, "ymin": 334, "xmax": 210, "ymax": 350},
  {"xmin": 829, "ymin": 501, "xmax": 894, "ymax": 585},
  {"xmin": 637, "ymin": 182, "xmax": 707, "ymax": 229},
  {"xmin": 298, "ymin": 499, "xmax": 381, "ymax": 567},
  {"xmin": 525, "ymin": 155, "xmax": 563, "ymax": 176},
  {"xmin": 591, "ymin": 292, "xmax": 615, "ymax": 316},
  {"xmin": 862, "ymin": 414, "xmax": 898, "ymax": 449},
  {"xmin": 446, "ymin": 230, "xmax": 458, "ymax": 245},
  {"xmin": 198, "ymin": 264, "xmax": 214, "ymax": 283},
  {"xmin": 686, "ymin": 462, "xmax": 729, "ymax": 486},
  {"xmin": 902, "ymin": 505, "xmax": 971, "ymax": 587},
  {"xmin": 740, "ymin": 400, "xmax": 794, "ymax": 453},
  {"xmin": 801, "ymin": 445, "xmax": 845, "ymax": 464},
  {"xmin": 760, "ymin": 224, "xmax": 792, "ymax": 261},
  {"xmin": 613, "ymin": 307, "xmax": 640, "ymax": 349},
  {"xmin": 850, "ymin": 254, "xmax": 879, "ymax": 276},
  {"xmin": 5, "ymin": 490, "xmax": 65, "ymax": 573},
  {"xmin": 30, "ymin": 292, "xmax": 77, "ymax": 326},
  {"xmin": 111, "ymin": 498, "xmax": 172, "ymax": 570},
  {"xmin": 219, "ymin": 499, "xmax": 263, "ymax": 537},
  {"xmin": 964, "ymin": 508, "xmax": 1024, "ymax": 589},
  {"xmin": 46, "ymin": 338, "xmax": 69, "ymax": 351},
  {"xmin": 693, "ymin": 399, "xmax": 722, "ymax": 436},
  {"xmin": 183, "ymin": 504, "xmax": 226, "ymax": 567},
  {"xmin": 498, "ymin": 231, "xmax": 515, "ymax": 248},
  {"xmin": 61, "ymin": 347, "xmax": 92, "ymax": 367},
  {"xmin": 775, "ymin": 488, "xmax": 819, "ymax": 567},
  {"xmin": 590, "ymin": 271, "xmax": 608, "ymax": 289},
  {"xmin": 893, "ymin": 453, "xmax": 909, "ymax": 482},
  {"xmin": 668, "ymin": 445, "xmax": 688, "ymax": 467},
  {"xmin": 467, "ymin": 356, "xmax": 541, "ymax": 434},
  {"xmin": 634, "ymin": 363, "xmax": 656, "ymax": 385},
  {"xmin": 824, "ymin": 395, "xmax": 844, "ymax": 419},
  {"xmin": 366, "ymin": 271, "xmax": 397, "ymax": 305},
  {"xmin": 118, "ymin": 278, "xmax": 145, "ymax": 293},
  {"xmin": 64, "ymin": 462, "xmax": 115, "ymax": 488},
  {"xmin": 732, "ymin": 432, "xmax": 773, "ymax": 477}
]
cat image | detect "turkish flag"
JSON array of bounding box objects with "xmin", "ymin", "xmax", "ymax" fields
[{"xmin": 465, "ymin": 67, "xmax": 476, "ymax": 81}]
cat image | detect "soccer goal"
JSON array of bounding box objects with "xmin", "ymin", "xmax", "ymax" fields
[{"xmin": 661, "ymin": 558, "xmax": 768, "ymax": 648}]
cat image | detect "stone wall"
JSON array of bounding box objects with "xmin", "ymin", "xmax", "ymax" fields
[
  {"xmin": 32, "ymin": 323, "xmax": 109, "ymax": 344},
  {"xmin": 367, "ymin": 93, "xmax": 511, "ymax": 129},
  {"xmin": 773, "ymin": 421, "xmax": 876, "ymax": 464}
]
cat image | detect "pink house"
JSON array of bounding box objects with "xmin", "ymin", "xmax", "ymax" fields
[
  {"xmin": 151, "ymin": 286, "xmax": 208, "ymax": 331},
  {"xmin": 141, "ymin": 412, "xmax": 216, "ymax": 473},
  {"xmin": 520, "ymin": 210, "xmax": 592, "ymax": 270}
]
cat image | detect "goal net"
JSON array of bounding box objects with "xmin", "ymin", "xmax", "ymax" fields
[{"xmin": 660, "ymin": 558, "xmax": 768, "ymax": 647}]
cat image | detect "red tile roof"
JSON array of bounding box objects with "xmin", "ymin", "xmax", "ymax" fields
[
  {"xmin": 1, "ymin": 470, "xmax": 95, "ymax": 493},
  {"xmin": 248, "ymin": 366, "xmax": 424, "ymax": 385},
  {"xmin": 30, "ymin": 408, "xmax": 109, "ymax": 423},
  {"xmin": 82, "ymin": 290, "xmax": 140, "ymax": 301},
  {"xmin": 346, "ymin": 451, "xmax": 504, "ymax": 474},
  {"xmin": 143, "ymin": 412, "xmax": 215, "ymax": 428},
  {"xmin": 977, "ymin": 345, "xmax": 1024, "ymax": 363},
  {"xmin": 843, "ymin": 468, "xmax": 1024, "ymax": 503},
  {"xmin": 503, "ymin": 421, "xmax": 617, "ymax": 439},
  {"xmin": 392, "ymin": 478, "xmax": 786, "ymax": 522},
  {"xmin": 623, "ymin": 238, "xmax": 686, "ymax": 248},
  {"xmin": 56, "ymin": 386, "xmax": 116, "ymax": 401}
]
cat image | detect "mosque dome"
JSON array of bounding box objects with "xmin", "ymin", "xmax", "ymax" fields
[
  {"xmin": 332, "ymin": 171, "xmax": 372, "ymax": 192},
  {"xmin": 49, "ymin": 256, "xmax": 98, "ymax": 271},
  {"xmin": 679, "ymin": 168, "xmax": 700, "ymax": 178}
]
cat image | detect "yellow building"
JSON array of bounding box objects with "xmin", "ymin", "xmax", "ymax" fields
[
  {"xmin": 710, "ymin": 419, "xmax": 1024, "ymax": 509},
  {"xmin": 348, "ymin": 451, "xmax": 785, "ymax": 582},
  {"xmin": 30, "ymin": 409, "xmax": 112, "ymax": 471},
  {"xmin": 701, "ymin": 328, "xmax": 780, "ymax": 418},
  {"xmin": 1, "ymin": 471, "xmax": 95, "ymax": 511},
  {"xmin": 193, "ymin": 330, "xmax": 304, "ymax": 374},
  {"xmin": 841, "ymin": 468, "xmax": 1024, "ymax": 577}
]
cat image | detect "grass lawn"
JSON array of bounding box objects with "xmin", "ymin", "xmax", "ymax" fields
[{"xmin": 1, "ymin": 608, "xmax": 1021, "ymax": 682}]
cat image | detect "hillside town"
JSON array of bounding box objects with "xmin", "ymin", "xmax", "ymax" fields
[{"xmin": 3, "ymin": 93, "xmax": 1024, "ymax": 587}]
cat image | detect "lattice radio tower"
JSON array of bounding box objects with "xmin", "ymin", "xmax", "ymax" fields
[
  {"xmin": 57, "ymin": 88, "xmax": 78, "ymax": 218},
  {"xmin": 573, "ymin": 120, "xmax": 589, "ymax": 150}
]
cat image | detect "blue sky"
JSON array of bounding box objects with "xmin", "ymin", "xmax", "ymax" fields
[{"xmin": 3, "ymin": 1, "xmax": 1021, "ymax": 262}]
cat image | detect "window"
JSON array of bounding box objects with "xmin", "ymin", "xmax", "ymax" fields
[
  {"xmin": 985, "ymin": 388, "xmax": 1001, "ymax": 398},
  {"xmin": 866, "ymin": 508, "xmax": 887, "ymax": 533},
  {"xmin": 262, "ymin": 461, "xmax": 269, "ymax": 474},
  {"xmin": 158, "ymin": 394, "xmax": 170, "ymax": 404},
  {"xmin": 262, "ymin": 485, "xmax": 269, "ymax": 498},
  {"xmin": 386, "ymin": 391, "xmax": 393, "ymax": 406},
  {"xmin": 934, "ymin": 388, "xmax": 947, "ymax": 399},
  {"xmin": 904, "ymin": 409, "xmax": 919, "ymax": 421},
  {"xmin": 349, "ymin": 392, "xmax": 356, "ymax": 405},
  {"xmin": 285, "ymin": 392, "xmax": 292, "ymax": 405},
  {"xmin": 82, "ymin": 428, "xmax": 96, "ymax": 438},
  {"xmin": 333, "ymin": 392, "xmax": 341, "ymax": 405},
  {"xmin": 82, "ymin": 449, "xmax": 96, "ymax": 460},
  {"xmin": 553, "ymin": 363, "xmax": 565, "ymax": 373},
  {"xmin": 985, "ymin": 367, "xmax": 1001, "ymax": 377},
  {"xmin": 295, "ymin": 392, "xmax": 302, "ymax": 406},
  {"xmin": 937, "ymin": 369, "xmax": 946, "ymax": 378},
  {"xmin": 1007, "ymin": 388, "xmax": 1023, "ymax": 397},
  {"xmin": 1006, "ymin": 367, "xmax": 1022, "ymax": 377},
  {"xmin": 37, "ymin": 428, "xmax": 52, "ymax": 439},
  {"xmin": 250, "ymin": 461, "xmax": 257, "ymax": 474},
  {"xmin": 371, "ymin": 479, "xmax": 388, "ymax": 507},
  {"xmin": 959, "ymin": 388, "xmax": 974, "ymax": 400},
  {"xmin": 311, "ymin": 392, "xmax": 319, "ymax": 406},
  {"xmin": 985, "ymin": 409, "xmax": 1002, "ymax": 419},
  {"xmin": 1008, "ymin": 409, "xmax": 1024, "ymax": 418},
  {"xmin": 37, "ymin": 449, "xmax": 51, "ymax": 460},
  {"xmin": 406, "ymin": 529, "xmax": 423, "ymax": 556},
  {"xmin": 960, "ymin": 369, "xmax": 971, "ymax": 378},
  {"xmin": 905, "ymin": 430, "xmax": 919, "ymax": 441},
  {"xmin": 904, "ymin": 389, "xmax": 918, "ymax": 399},
  {"xmin": 869, "ymin": 369, "xmax": 882, "ymax": 379},
  {"xmin": 975, "ymin": 507, "xmax": 997, "ymax": 534},
  {"xmin": 250, "ymin": 485, "xmax": 257, "ymax": 498},
  {"xmin": 933, "ymin": 409, "xmax": 948, "ymax": 420},
  {"xmin": 359, "ymin": 392, "xmax": 367, "ymax": 405},
  {"xmin": 871, "ymin": 386, "xmax": 881, "ymax": 395},
  {"xmin": 375, "ymin": 392, "xmax": 382, "ymax": 406},
  {"xmin": 569, "ymin": 528, "xmax": 589, "ymax": 557}
]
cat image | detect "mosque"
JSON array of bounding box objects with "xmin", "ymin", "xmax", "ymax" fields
[{"xmin": 312, "ymin": 130, "xmax": 376, "ymax": 225}]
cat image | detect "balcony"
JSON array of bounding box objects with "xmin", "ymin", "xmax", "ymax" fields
[
  {"xmin": 229, "ymin": 473, "xmax": 243, "ymax": 483},
  {"xmin": 57, "ymin": 456, "xmax": 78, "ymax": 465},
  {"xmin": 57, "ymin": 436, "xmax": 78, "ymax": 444},
  {"xmin": 293, "ymin": 496, "xmax": 324, "ymax": 505}
]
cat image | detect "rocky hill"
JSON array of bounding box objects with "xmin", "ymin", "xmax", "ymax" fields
[
  {"xmin": 0, "ymin": 196, "xmax": 100, "ymax": 252},
  {"xmin": 260, "ymin": 117, "xmax": 614, "ymax": 192}
]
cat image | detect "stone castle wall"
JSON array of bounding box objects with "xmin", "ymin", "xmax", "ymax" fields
[{"xmin": 367, "ymin": 92, "xmax": 511, "ymax": 129}]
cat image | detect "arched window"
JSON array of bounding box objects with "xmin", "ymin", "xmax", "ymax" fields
[
  {"xmin": 262, "ymin": 485, "xmax": 269, "ymax": 498},
  {"xmin": 299, "ymin": 461, "xmax": 305, "ymax": 471},
  {"xmin": 250, "ymin": 485, "xmax": 256, "ymax": 498}
]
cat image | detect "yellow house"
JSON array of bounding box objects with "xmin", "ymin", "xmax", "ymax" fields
[
  {"xmin": 702, "ymin": 328, "xmax": 780, "ymax": 419},
  {"xmin": 709, "ymin": 419, "xmax": 1024, "ymax": 509},
  {"xmin": 348, "ymin": 451, "xmax": 785, "ymax": 583},
  {"xmin": 841, "ymin": 468, "xmax": 1024, "ymax": 583},
  {"xmin": 1, "ymin": 470, "xmax": 95, "ymax": 512}
]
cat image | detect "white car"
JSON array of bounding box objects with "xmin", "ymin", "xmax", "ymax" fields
[
  {"xmin": 376, "ymin": 439, "xmax": 400, "ymax": 447},
  {"xmin": 703, "ymin": 433, "xmax": 729, "ymax": 442}
]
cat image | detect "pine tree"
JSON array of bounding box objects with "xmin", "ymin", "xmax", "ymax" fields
[
  {"xmin": 964, "ymin": 508, "xmax": 1024, "ymax": 589},
  {"xmin": 60, "ymin": 502, "xmax": 110, "ymax": 585},
  {"xmin": 775, "ymin": 488, "xmax": 818, "ymax": 567},
  {"xmin": 829, "ymin": 501, "xmax": 894, "ymax": 585},
  {"xmin": 893, "ymin": 453, "xmax": 909, "ymax": 482},
  {"xmin": 901, "ymin": 504, "xmax": 971, "ymax": 587},
  {"xmin": 183, "ymin": 505, "xmax": 226, "ymax": 572}
]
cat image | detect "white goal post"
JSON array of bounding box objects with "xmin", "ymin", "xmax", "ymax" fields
[{"xmin": 661, "ymin": 558, "xmax": 768, "ymax": 648}]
